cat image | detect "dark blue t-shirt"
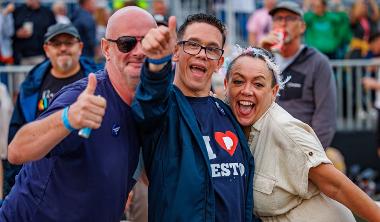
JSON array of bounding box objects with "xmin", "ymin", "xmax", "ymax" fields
[
  {"xmin": 188, "ymin": 96, "xmax": 246, "ymax": 222},
  {"xmin": 0, "ymin": 70, "xmax": 140, "ymax": 222}
]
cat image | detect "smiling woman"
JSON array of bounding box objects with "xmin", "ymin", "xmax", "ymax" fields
[{"xmin": 224, "ymin": 46, "xmax": 380, "ymax": 221}]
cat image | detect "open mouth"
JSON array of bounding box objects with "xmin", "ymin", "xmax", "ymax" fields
[
  {"xmin": 238, "ymin": 100, "xmax": 254, "ymax": 115},
  {"xmin": 190, "ymin": 64, "xmax": 207, "ymax": 75}
]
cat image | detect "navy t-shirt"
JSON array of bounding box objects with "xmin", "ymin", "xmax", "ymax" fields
[
  {"xmin": 0, "ymin": 70, "xmax": 140, "ymax": 222},
  {"xmin": 188, "ymin": 96, "xmax": 246, "ymax": 222}
]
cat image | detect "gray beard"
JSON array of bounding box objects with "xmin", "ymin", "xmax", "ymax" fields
[{"xmin": 57, "ymin": 58, "xmax": 73, "ymax": 72}]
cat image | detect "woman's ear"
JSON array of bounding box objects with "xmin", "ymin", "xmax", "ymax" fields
[{"xmin": 272, "ymin": 84, "xmax": 280, "ymax": 100}]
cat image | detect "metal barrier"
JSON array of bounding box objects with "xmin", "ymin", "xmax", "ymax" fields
[
  {"xmin": 331, "ymin": 59, "xmax": 380, "ymax": 131},
  {"xmin": 0, "ymin": 65, "xmax": 33, "ymax": 97}
]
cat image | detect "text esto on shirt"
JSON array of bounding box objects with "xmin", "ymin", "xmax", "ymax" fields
[{"xmin": 188, "ymin": 96, "xmax": 246, "ymax": 222}]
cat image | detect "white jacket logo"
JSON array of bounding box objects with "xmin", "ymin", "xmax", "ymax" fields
[{"xmin": 286, "ymin": 82, "xmax": 302, "ymax": 88}]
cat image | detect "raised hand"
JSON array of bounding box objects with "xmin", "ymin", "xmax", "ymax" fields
[
  {"xmin": 259, "ymin": 31, "xmax": 282, "ymax": 51},
  {"xmin": 68, "ymin": 73, "xmax": 107, "ymax": 130},
  {"xmin": 142, "ymin": 16, "xmax": 177, "ymax": 60}
]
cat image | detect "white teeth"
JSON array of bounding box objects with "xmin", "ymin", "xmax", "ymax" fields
[
  {"xmin": 239, "ymin": 101, "xmax": 253, "ymax": 106},
  {"xmin": 190, "ymin": 65, "xmax": 206, "ymax": 72}
]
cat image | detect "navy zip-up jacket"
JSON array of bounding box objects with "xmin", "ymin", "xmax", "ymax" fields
[{"xmin": 132, "ymin": 61, "xmax": 256, "ymax": 222}]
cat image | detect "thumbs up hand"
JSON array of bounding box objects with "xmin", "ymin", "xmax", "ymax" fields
[
  {"xmin": 68, "ymin": 73, "xmax": 107, "ymax": 130},
  {"xmin": 142, "ymin": 16, "xmax": 177, "ymax": 60}
]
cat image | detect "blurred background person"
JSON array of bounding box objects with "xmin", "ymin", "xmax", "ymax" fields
[
  {"xmin": 246, "ymin": 0, "xmax": 276, "ymax": 46},
  {"xmin": 94, "ymin": 3, "xmax": 110, "ymax": 64},
  {"xmin": 304, "ymin": 0, "xmax": 351, "ymax": 59},
  {"xmin": 152, "ymin": 0, "xmax": 168, "ymax": 22},
  {"xmin": 12, "ymin": 0, "xmax": 56, "ymax": 96},
  {"xmin": 260, "ymin": 1, "xmax": 337, "ymax": 149},
  {"xmin": 71, "ymin": 0, "xmax": 96, "ymax": 59},
  {"xmin": 2, "ymin": 23, "xmax": 98, "ymax": 198},
  {"xmin": 347, "ymin": 0, "xmax": 379, "ymax": 59},
  {"xmin": 52, "ymin": 0, "xmax": 70, "ymax": 24},
  {"xmin": 151, "ymin": 0, "xmax": 169, "ymax": 29},
  {"xmin": 0, "ymin": 2, "xmax": 15, "ymax": 86}
]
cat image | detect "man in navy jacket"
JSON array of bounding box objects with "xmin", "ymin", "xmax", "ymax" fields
[{"xmin": 133, "ymin": 14, "xmax": 256, "ymax": 221}]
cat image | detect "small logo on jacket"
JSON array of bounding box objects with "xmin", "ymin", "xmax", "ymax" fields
[
  {"xmin": 286, "ymin": 82, "xmax": 302, "ymax": 88},
  {"xmin": 112, "ymin": 124, "xmax": 120, "ymax": 136}
]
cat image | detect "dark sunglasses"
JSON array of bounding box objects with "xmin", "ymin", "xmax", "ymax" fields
[{"xmin": 105, "ymin": 36, "xmax": 143, "ymax": 53}]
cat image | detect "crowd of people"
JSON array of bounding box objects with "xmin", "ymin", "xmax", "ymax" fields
[
  {"xmin": 247, "ymin": 0, "xmax": 380, "ymax": 60},
  {"xmin": 0, "ymin": 0, "xmax": 379, "ymax": 221}
]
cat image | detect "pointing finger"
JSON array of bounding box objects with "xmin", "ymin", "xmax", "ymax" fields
[{"xmin": 168, "ymin": 16, "xmax": 177, "ymax": 40}]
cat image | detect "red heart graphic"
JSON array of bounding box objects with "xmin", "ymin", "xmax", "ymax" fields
[{"xmin": 214, "ymin": 131, "xmax": 238, "ymax": 156}]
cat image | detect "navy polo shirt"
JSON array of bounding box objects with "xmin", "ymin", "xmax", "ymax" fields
[{"xmin": 0, "ymin": 70, "xmax": 140, "ymax": 221}]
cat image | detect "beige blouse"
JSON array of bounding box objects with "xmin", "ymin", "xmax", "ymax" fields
[{"xmin": 249, "ymin": 103, "xmax": 355, "ymax": 222}]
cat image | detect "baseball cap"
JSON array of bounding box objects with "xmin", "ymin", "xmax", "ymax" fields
[
  {"xmin": 44, "ymin": 23, "xmax": 81, "ymax": 43},
  {"xmin": 269, "ymin": 1, "xmax": 304, "ymax": 17}
]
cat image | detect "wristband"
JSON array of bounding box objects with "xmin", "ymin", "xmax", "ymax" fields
[
  {"xmin": 62, "ymin": 106, "xmax": 75, "ymax": 132},
  {"xmin": 147, "ymin": 54, "xmax": 172, "ymax": 65}
]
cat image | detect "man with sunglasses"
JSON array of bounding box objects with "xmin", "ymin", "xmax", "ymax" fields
[
  {"xmin": 132, "ymin": 14, "xmax": 256, "ymax": 221},
  {"xmin": 2, "ymin": 23, "xmax": 98, "ymax": 199},
  {"xmin": 260, "ymin": 1, "xmax": 337, "ymax": 149},
  {"xmin": 1, "ymin": 7, "xmax": 156, "ymax": 221}
]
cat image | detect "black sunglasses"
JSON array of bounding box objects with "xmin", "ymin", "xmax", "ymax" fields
[{"xmin": 106, "ymin": 36, "xmax": 143, "ymax": 53}]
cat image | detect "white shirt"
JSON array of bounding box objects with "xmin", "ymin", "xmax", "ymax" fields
[{"xmin": 249, "ymin": 103, "xmax": 355, "ymax": 221}]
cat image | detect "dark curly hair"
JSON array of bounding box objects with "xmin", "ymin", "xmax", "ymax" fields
[{"xmin": 177, "ymin": 13, "xmax": 226, "ymax": 47}]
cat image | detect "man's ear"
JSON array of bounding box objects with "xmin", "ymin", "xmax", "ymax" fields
[
  {"xmin": 43, "ymin": 44, "xmax": 51, "ymax": 59},
  {"xmin": 101, "ymin": 38, "xmax": 110, "ymax": 60},
  {"xmin": 172, "ymin": 44, "xmax": 180, "ymax": 62},
  {"xmin": 78, "ymin": 41, "xmax": 84, "ymax": 54}
]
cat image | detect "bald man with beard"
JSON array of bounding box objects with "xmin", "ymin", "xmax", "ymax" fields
[{"xmin": 0, "ymin": 7, "xmax": 156, "ymax": 222}]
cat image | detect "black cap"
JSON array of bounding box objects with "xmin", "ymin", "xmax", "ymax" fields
[
  {"xmin": 269, "ymin": 1, "xmax": 304, "ymax": 17},
  {"xmin": 44, "ymin": 23, "xmax": 81, "ymax": 43}
]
